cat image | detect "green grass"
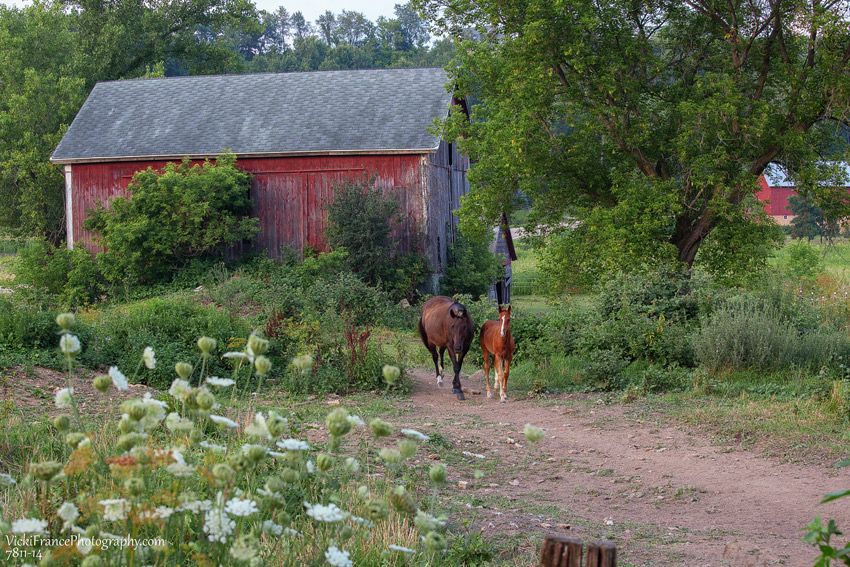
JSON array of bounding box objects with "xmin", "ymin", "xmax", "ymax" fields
[{"xmin": 0, "ymin": 255, "xmax": 14, "ymax": 285}]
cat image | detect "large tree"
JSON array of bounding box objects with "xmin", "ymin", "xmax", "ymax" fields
[{"xmin": 417, "ymin": 0, "xmax": 850, "ymax": 285}]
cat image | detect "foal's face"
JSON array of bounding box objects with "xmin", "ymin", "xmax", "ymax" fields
[{"xmin": 498, "ymin": 305, "xmax": 512, "ymax": 338}]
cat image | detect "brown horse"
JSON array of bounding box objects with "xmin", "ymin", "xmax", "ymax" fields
[
  {"xmin": 418, "ymin": 296, "xmax": 475, "ymax": 400},
  {"xmin": 481, "ymin": 304, "xmax": 514, "ymax": 403}
]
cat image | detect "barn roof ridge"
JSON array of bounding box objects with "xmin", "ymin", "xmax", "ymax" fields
[{"xmin": 52, "ymin": 67, "xmax": 453, "ymax": 164}]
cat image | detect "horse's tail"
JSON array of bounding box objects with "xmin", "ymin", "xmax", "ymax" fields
[{"xmin": 417, "ymin": 318, "xmax": 429, "ymax": 346}]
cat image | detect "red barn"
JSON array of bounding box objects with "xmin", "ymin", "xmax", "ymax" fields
[
  {"xmin": 50, "ymin": 68, "xmax": 468, "ymax": 283},
  {"xmin": 756, "ymin": 164, "xmax": 798, "ymax": 225}
]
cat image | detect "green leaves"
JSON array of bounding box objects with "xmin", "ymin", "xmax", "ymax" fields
[
  {"xmin": 84, "ymin": 154, "xmax": 258, "ymax": 285},
  {"xmin": 420, "ymin": 0, "xmax": 850, "ymax": 287}
]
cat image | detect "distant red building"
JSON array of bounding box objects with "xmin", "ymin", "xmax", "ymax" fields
[{"xmin": 756, "ymin": 166, "xmax": 798, "ymax": 226}]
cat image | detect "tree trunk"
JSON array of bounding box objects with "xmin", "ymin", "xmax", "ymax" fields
[{"xmin": 671, "ymin": 213, "xmax": 716, "ymax": 268}]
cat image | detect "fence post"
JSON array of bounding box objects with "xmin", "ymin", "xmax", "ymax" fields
[
  {"xmin": 539, "ymin": 535, "xmax": 584, "ymax": 567},
  {"xmin": 540, "ymin": 536, "xmax": 616, "ymax": 567},
  {"xmin": 585, "ymin": 541, "xmax": 617, "ymax": 567}
]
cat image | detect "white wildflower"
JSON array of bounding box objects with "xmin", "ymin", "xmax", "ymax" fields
[
  {"xmin": 347, "ymin": 414, "xmax": 365, "ymax": 427},
  {"xmin": 351, "ymin": 515, "xmax": 375, "ymax": 527},
  {"xmin": 57, "ymin": 501, "xmax": 79, "ymax": 530},
  {"xmin": 304, "ymin": 502, "xmax": 347, "ymax": 523},
  {"xmin": 203, "ymin": 508, "xmax": 235, "ymax": 544},
  {"xmin": 143, "ymin": 346, "xmax": 156, "ymax": 369},
  {"xmin": 0, "ymin": 473, "xmax": 16, "ymax": 487},
  {"xmin": 55, "ymin": 387, "xmax": 74, "ymax": 409},
  {"xmin": 100, "ymin": 498, "xmax": 129, "ymax": 521},
  {"xmin": 139, "ymin": 506, "xmax": 174, "ymax": 520},
  {"xmin": 11, "ymin": 518, "xmax": 48, "ymax": 534},
  {"xmin": 223, "ymin": 351, "xmax": 251, "ymax": 362},
  {"xmin": 165, "ymin": 412, "xmax": 193, "ymax": 433},
  {"xmin": 389, "ymin": 544, "xmax": 417, "ymax": 554},
  {"xmin": 268, "ymin": 451, "xmax": 287, "ymax": 458},
  {"xmin": 209, "ymin": 415, "xmax": 239, "ymax": 428},
  {"xmin": 401, "ymin": 428, "xmax": 430, "ymax": 442},
  {"xmin": 276, "ymin": 439, "xmax": 309, "ymax": 451},
  {"xmin": 245, "ymin": 412, "xmax": 271, "ymax": 440},
  {"xmin": 140, "ymin": 393, "xmax": 167, "ymax": 430},
  {"xmin": 262, "ymin": 520, "xmax": 283, "ymax": 536},
  {"xmin": 199, "ymin": 441, "xmax": 227, "ymax": 453},
  {"xmin": 166, "ymin": 463, "xmax": 196, "ymax": 478},
  {"xmin": 206, "ymin": 377, "xmax": 235, "ymax": 387},
  {"xmin": 60, "ymin": 334, "xmax": 81, "ymax": 356},
  {"xmin": 168, "ymin": 379, "xmax": 191, "ymax": 401},
  {"xmin": 284, "ymin": 527, "xmax": 301, "ymax": 537},
  {"xmin": 109, "ymin": 366, "xmax": 129, "ymax": 390},
  {"xmin": 77, "ymin": 538, "xmax": 92, "ymax": 555},
  {"xmin": 325, "ymin": 546, "xmax": 353, "ymax": 567},
  {"xmin": 178, "ymin": 500, "xmax": 213, "ymax": 514},
  {"xmin": 224, "ymin": 497, "xmax": 258, "ymax": 517},
  {"xmin": 306, "ymin": 460, "xmax": 315, "ymax": 474}
]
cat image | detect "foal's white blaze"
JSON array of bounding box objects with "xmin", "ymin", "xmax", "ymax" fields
[{"xmin": 499, "ymin": 314, "xmax": 506, "ymax": 338}]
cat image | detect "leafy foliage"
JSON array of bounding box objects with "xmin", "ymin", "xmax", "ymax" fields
[
  {"xmin": 439, "ymin": 231, "xmax": 503, "ymax": 298},
  {"xmin": 84, "ymin": 154, "xmax": 258, "ymax": 286},
  {"xmin": 13, "ymin": 238, "xmax": 104, "ymax": 306},
  {"xmin": 419, "ymin": 0, "xmax": 850, "ymax": 286},
  {"xmin": 325, "ymin": 176, "xmax": 430, "ymax": 301}
]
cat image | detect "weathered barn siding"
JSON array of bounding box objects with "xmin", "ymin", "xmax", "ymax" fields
[{"xmin": 67, "ymin": 144, "xmax": 466, "ymax": 272}]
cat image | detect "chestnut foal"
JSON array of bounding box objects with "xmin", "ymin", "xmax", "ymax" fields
[{"xmin": 480, "ymin": 305, "xmax": 514, "ymax": 403}]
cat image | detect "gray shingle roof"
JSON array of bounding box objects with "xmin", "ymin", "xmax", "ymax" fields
[{"xmin": 51, "ymin": 68, "xmax": 452, "ymax": 163}]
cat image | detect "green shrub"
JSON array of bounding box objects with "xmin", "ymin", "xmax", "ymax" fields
[
  {"xmin": 440, "ymin": 230, "xmax": 503, "ymax": 298},
  {"xmin": 325, "ymin": 176, "xmax": 430, "ymax": 299},
  {"xmin": 693, "ymin": 304, "xmax": 802, "ymax": 373},
  {"xmin": 0, "ymin": 298, "xmax": 60, "ymax": 350},
  {"xmin": 582, "ymin": 349, "xmax": 630, "ymax": 390},
  {"xmin": 80, "ymin": 297, "xmax": 251, "ymax": 389},
  {"xmin": 781, "ymin": 239, "xmax": 821, "ymax": 280},
  {"xmin": 12, "ymin": 239, "xmax": 104, "ymax": 306},
  {"xmin": 84, "ymin": 153, "xmax": 258, "ymax": 286}
]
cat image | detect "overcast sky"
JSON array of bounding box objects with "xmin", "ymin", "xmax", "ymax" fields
[{"xmin": 2, "ymin": 1, "xmax": 403, "ymax": 27}]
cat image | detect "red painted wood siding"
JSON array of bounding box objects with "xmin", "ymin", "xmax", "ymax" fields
[{"xmin": 70, "ymin": 154, "xmax": 430, "ymax": 260}]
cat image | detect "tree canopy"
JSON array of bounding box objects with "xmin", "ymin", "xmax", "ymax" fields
[{"xmin": 417, "ymin": 0, "xmax": 850, "ymax": 287}]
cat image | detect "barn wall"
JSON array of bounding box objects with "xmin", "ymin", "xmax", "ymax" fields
[
  {"xmin": 425, "ymin": 140, "xmax": 471, "ymax": 274},
  {"xmin": 68, "ymin": 153, "xmax": 455, "ymax": 269}
]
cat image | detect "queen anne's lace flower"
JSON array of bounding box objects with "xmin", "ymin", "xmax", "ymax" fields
[
  {"xmin": 140, "ymin": 393, "xmax": 167, "ymax": 430},
  {"xmin": 262, "ymin": 520, "xmax": 283, "ymax": 536},
  {"xmin": 199, "ymin": 441, "xmax": 227, "ymax": 453},
  {"xmin": 389, "ymin": 544, "xmax": 417, "ymax": 554},
  {"xmin": 60, "ymin": 334, "xmax": 81, "ymax": 356},
  {"xmin": 100, "ymin": 499, "xmax": 129, "ymax": 521},
  {"xmin": 401, "ymin": 428, "xmax": 430, "ymax": 441},
  {"xmin": 0, "ymin": 473, "xmax": 16, "ymax": 487},
  {"xmin": 305, "ymin": 502, "xmax": 347, "ymax": 523},
  {"xmin": 178, "ymin": 500, "xmax": 213, "ymax": 514},
  {"xmin": 209, "ymin": 415, "xmax": 239, "ymax": 428},
  {"xmin": 224, "ymin": 497, "xmax": 258, "ymax": 517},
  {"xmin": 139, "ymin": 506, "xmax": 174, "ymax": 520},
  {"xmin": 166, "ymin": 463, "xmax": 196, "ymax": 478},
  {"xmin": 203, "ymin": 508, "xmax": 235, "ymax": 544},
  {"xmin": 109, "ymin": 366, "xmax": 129, "ymax": 390},
  {"xmin": 206, "ymin": 377, "xmax": 235, "ymax": 387},
  {"xmin": 57, "ymin": 502, "xmax": 79, "ymax": 529},
  {"xmin": 325, "ymin": 546, "xmax": 353, "ymax": 567},
  {"xmin": 55, "ymin": 387, "xmax": 74, "ymax": 409},
  {"xmin": 276, "ymin": 438, "xmax": 309, "ymax": 451},
  {"xmin": 168, "ymin": 379, "xmax": 191, "ymax": 401},
  {"xmin": 11, "ymin": 518, "xmax": 48, "ymax": 534},
  {"xmin": 245, "ymin": 412, "xmax": 271, "ymax": 440},
  {"xmin": 347, "ymin": 414, "xmax": 366, "ymax": 427},
  {"xmin": 143, "ymin": 346, "xmax": 156, "ymax": 369}
]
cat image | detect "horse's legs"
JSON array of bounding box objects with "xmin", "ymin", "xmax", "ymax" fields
[
  {"xmin": 437, "ymin": 347, "xmax": 446, "ymax": 387},
  {"xmin": 427, "ymin": 345, "xmax": 442, "ymax": 386},
  {"xmin": 482, "ymin": 346, "xmax": 492, "ymax": 398},
  {"xmin": 501, "ymin": 356, "xmax": 511, "ymax": 403},
  {"xmin": 448, "ymin": 348, "xmax": 465, "ymax": 400},
  {"xmin": 494, "ymin": 355, "xmax": 504, "ymax": 402}
]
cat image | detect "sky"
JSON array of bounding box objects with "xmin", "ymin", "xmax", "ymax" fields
[{"xmin": 3, "ymin": 1, "xmax": 403, "ymax": 27}]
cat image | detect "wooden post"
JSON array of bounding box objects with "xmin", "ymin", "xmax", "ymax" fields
[
  {"xmin": 540, "ymin": 536, "xmax": 616, "ymax": 567},
  {"xmin": 585, "ymin": 541, "xmax": 617, "ymax": 567}
]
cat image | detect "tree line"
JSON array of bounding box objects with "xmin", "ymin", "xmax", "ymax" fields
[{"xmin": 0, "ymin": 0, "xmax": 455, "ymax": 245}]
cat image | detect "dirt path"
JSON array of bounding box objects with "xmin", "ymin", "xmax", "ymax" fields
[{"xmin": 400, "ymin": 368, "xmax": 850, "ymax": 567}]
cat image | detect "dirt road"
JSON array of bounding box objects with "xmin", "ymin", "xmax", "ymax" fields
[{"xmin": 400, "ymin": 368, "xmax": 850, "ymax": 566}]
